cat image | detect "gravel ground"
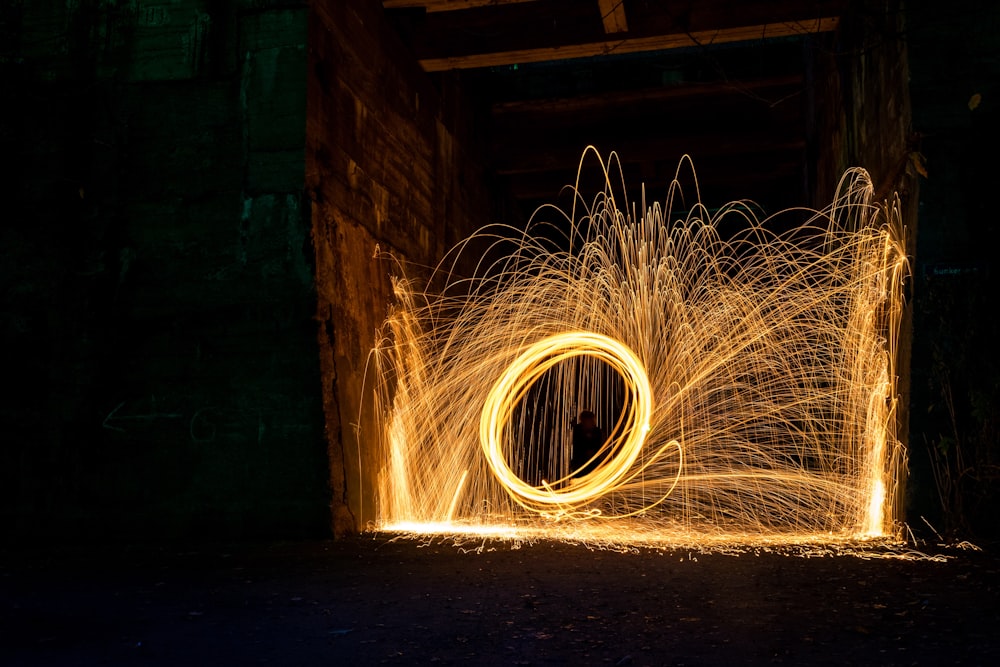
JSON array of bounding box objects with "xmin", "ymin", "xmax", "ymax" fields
[{"xmin": 2, "ymin": 536, "xmax": 998, "ymax": 666}]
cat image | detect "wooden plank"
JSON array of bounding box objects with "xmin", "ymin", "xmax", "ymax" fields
[
  {"xmin": 492, "ymin": 73, "xmax": 804, "ymax": 117},
  {"xmin": 420, "ymin": 17, "xmax": 839, "ymax": 70},
  {"xmin": 493, "ymin": 133, "xmax": 806, "ymax": 175},
  {"xmin": 397, "ymin": 0, "xmax": 849, "ymax": 61},
  {"xmin": 597, "ymin": 0, "xmax": 627, "ymax": 34},
  {"xmin": 383, "ymin": 0, "xmax": 541, "ymax": 11}
]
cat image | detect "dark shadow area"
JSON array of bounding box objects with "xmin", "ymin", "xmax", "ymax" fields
[
  {"xmin": 2, "ymin": 537, "xmax": 998, "ymax": 665},
  {"xmin": 905, "ymin": 0, "xmax": 1000, "ymax": 542}
]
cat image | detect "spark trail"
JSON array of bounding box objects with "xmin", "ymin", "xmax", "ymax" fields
[{"xmin": 368, "ymin": 149, "xmax": 908, "ymax": 546}]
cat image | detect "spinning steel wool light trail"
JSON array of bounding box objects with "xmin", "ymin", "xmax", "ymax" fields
[{"xmin": 368, "ymin": 149, "xmax": 908, "ymax": 545}]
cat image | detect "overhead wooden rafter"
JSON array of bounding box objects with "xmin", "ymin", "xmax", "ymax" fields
[
  {"xmin": 384, "ymin": 0, "xmax": 846, "ymax": 71},
  {"xmin": 381, "ymin": 0, "xmax": 845, "ymax": 211},
  {"xmin": 491, "ymin": 73, "xmax": 804, "ymax": 117},
  {"xmin": 386, "ymin": 0, "xmax": 627, "ymax": 33},
  {"xmin": 597, "ymin": 0, "xmax": 628, "ymax": 34},
  {"xmin": 383, "ymin": 0, "xmax": 540, "ymax": 11}
]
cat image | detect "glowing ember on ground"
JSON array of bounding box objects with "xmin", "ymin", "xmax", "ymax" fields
[{"xmin": 369, "ymin": 149, "xmax": 908, "ymax": 547}]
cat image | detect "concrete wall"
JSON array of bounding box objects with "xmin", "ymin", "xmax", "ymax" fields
[
  {"xmin": 307, "ymin": 0, "xmax": 490, "ymax": 533},
  {"xmin": 2, "ymin": 0, "xmax": 328, "ymax": 541}
]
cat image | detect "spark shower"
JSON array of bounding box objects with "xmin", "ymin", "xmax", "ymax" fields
[{"xmin": 368, "ymin": 150, "xmax": 908, "ymax": 546}]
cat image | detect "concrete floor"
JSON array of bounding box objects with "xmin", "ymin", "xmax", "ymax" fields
[{"xmin": 2, "ymin": 536, "xmax": 998, "ymax": 666}]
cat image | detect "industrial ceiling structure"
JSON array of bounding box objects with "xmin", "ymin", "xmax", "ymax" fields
[{"xmin": 384, "ymin": 0, "xmax": 849, "ymax": 216}]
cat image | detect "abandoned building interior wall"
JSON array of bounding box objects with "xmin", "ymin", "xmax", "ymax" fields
[{"xmin": 308, "ymin": 0, "xmax": 491, "ymax": 533}]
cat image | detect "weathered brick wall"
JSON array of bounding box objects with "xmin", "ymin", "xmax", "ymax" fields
[
  {"xmin": 2, "ymin": 1, "xmax": 328, "ymax": 541},
  {"xmin": 307, "ymin": 0, "xmax": 490, "ymax": 533}
]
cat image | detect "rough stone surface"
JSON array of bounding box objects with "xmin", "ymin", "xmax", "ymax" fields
[{"xmin": 307, "ymin": 0, "xmax": 491, "ymax": 533}]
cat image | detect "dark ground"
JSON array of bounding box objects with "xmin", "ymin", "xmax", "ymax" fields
[{"xmin": 2, "ymin": 536, "xmax": 998, "ymax": 666}]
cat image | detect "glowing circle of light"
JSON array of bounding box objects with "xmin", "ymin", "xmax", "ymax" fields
[
  {"xmin": 479, "ymin": 331, "xmax": 654, "ymax": 510},
  {"xmin": 370, "ymin": 149, "xmax": 909, "ymax": 545}
]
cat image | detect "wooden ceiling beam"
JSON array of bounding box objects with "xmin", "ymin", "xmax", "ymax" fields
[
  {"xmin": 383, "ymin": 0, "xmax": 541, "ymax": 12},
  {"xmin": 492, "ymin": 133, "xmax": 806, "ymax": 176},
  {"xmin": 598, "ymin": 0, "xmax": 628, "ymax": 34},
  {"xmin": 492, "ymin": 73, "xmax": 804, "ymax": 117},
  {"xmin": 389, "ymin": 1, "xmax": 848, "ymax": 71},
  {"xmin": 419, "ymin": 17, "xmax": 839, "ymax": 70}
]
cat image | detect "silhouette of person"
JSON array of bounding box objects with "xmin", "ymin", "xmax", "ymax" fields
[{"xmin": 571, "ymin": 410, "xmax": 604, "ymax": 477}]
